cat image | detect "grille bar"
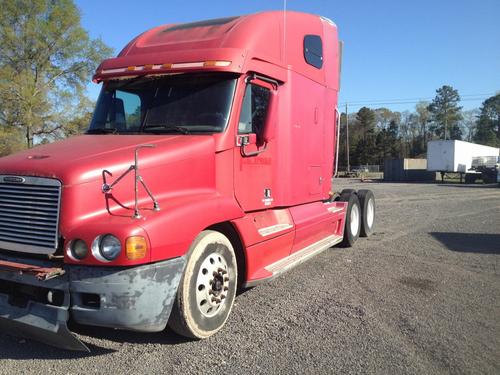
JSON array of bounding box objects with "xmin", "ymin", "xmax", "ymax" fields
[
  {"xmin": 0, "ymin": 212, "xmax": 57, "ymax": 223},
  {"xmin": 0, "ymin": 196, "xmax": 60, "ymax": 205},
  {"xmin": 0, "ymin": 175, "xmax": 61, "ymax": 254},
  {"xmin": 1, "ymin": 207, "xmax": 58, "ymax": 218}
]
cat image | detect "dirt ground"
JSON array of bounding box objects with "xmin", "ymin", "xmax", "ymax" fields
[{"xmin": 1, "ymin": 179, "xmax": 499, "ymax": 374}]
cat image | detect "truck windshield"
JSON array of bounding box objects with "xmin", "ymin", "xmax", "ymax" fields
[{"xmin": 87, "ymin": 73, "xmax": 237, "ymax": 134}]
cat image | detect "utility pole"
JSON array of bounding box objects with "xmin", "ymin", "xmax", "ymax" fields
[
  {"xmin": 346, "ymin": 103, "xmax": 350, "ymax": 173},
  {"xmin": 444, "ymin": 106, "xmax": 448, "ymax": 140}
]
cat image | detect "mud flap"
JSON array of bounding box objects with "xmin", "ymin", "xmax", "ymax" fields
[{"xmin": 0, "ymin": 293, "xmax": 89, "ymax": 352}]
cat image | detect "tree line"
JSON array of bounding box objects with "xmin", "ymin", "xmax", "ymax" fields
[
  {"xmin": 338, "ymin": 87, "xmax": 500, "ymax": 168},
  {"xmin": 0, "ymin": 0, "xmax": 111, "ymax": 156}
]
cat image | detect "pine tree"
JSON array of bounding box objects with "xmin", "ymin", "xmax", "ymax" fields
[
  {"xmin": 427, "ymin": 85, "xmax": 463, "ymax": 140},
  {"xmin": 474, "ymin": 93, "xmax": 500, "ymax": 146}
]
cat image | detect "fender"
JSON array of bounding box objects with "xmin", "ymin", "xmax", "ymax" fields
[{"xmin": 141, "ymin": 193, "xmax": 245, "ymax": 262}]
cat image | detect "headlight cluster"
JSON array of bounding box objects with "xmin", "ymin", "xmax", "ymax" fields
[
  {"xmin": 68, "ymin": 234, "xmax": 122, "ymax": 262},
  {"xmin": 67, "ymin": 234, "xmax": 148, "ymax": 262}
]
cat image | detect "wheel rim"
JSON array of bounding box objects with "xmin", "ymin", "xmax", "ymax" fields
[
  {"xmin": 350, "ymin": 203, "xmax": 360, "ymax": 236},
  {"xmin": 366, "ymin": 198, "xmax": 375, "ymax": 229},
  {"xmin": 195, "ymin": 252, "xmax": 230, "ymax": 317}
]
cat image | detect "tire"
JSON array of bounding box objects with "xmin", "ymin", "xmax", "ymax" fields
[
  {"xmin": 357, "ymin": 189, "xmax": 375, "ymax": 237},
  {"xmin": 338, "ymin": 192, "xmax": 361, "ymax": 247},
  {"xmin": 464, "ymin": 174, "xmax": 475, "ymax": 184},
  {"xmin": 482, "ymin": 172, "xmax": 495, "ymax": 184},
  {"xmin": 340, "ymin": 188, "xmax": 356, "ymax": 196},
  {"xmin": 168, "ymin": 230, "xmax": 238, "ymax": 339}
]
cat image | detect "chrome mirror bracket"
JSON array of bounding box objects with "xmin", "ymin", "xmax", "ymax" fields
[{"xmin": 101, "ymin": 144, "xmax": 160, "ymax": 219}]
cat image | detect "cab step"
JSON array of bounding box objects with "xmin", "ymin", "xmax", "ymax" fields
[{"xmin": 265, "ymin": 234, "xmax": 343, "ymax": 277}]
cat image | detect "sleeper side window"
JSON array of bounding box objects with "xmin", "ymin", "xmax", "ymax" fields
[
  {"xmin": 304, "ymin": 34, "xmax": 323, "ymax": 69},
  {"xmin": 238, "ymin": 84, "xmax": 271, "ymax": 141}
]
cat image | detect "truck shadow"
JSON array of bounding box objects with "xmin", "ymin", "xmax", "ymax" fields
[
  {"xmin": 0, "ymin": 324, "xmax": 190, "ymax": 360},
  {"xmin": 70, "ymin": 322, "xmax": 191, "ymax": 346},
  {"xmin": 0, "ymin": 335, "xmax": 114, "ymax": 359},
  {"xmin": 430, "ymin": 232, "xmax": 500, "ymax": 254},
  {"xmin": 436, "ymin": 184, "xmax": 500, "ymax": 188}
]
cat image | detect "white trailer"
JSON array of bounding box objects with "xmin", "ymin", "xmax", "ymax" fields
[{"xmin": 427, "ymin": 140, "xmax": 499, "ymax": 173}]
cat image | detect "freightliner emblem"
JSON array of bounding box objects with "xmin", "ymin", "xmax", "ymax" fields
[{"xmin": 3, "ymin": 176, "xmax": 26, "ymax": 184}]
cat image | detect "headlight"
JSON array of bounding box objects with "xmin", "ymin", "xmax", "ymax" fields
[
  {"xmin": 92, "ymin": 234, "xmax": 122, "ymax": 261},
  {"xmin": 69, "ymin": 239, "xmax": 88, "ymax": 260}
]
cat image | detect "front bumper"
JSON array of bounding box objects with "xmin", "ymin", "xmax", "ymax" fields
[
  {"xmin": 0, "ymin": 255, "xmax": 185, "ymax": 351},
  {"xmin": 69, "ymin": 257, "xmax": 185, "ymax": 332}
]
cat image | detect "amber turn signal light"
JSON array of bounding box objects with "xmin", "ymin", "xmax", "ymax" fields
[{"xmin": 126, "ymin": 236, "xmax": 148, "ymax": 260}]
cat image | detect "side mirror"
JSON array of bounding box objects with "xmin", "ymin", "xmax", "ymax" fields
[
  {"xmin": 262, "ymin": 90, "xmax": 278, "ymax": 143},
  {"xmin": 111, "ymin": 97, "xmax": 126, "ymax": 129}
]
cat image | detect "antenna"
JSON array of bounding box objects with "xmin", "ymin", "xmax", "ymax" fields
[{"xmin": 283, "ymin": 0, "xmax": 287, "ymax": 65}]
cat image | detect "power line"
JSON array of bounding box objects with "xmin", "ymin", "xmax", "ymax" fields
[
  {"xmin": 340, "ymin": 97, "xmax": 491, "ymax": 107},
  {"xmin": 342, "ymin": 92, "xmax": 494, "ymax": 104},
  {"xmin": 339, "ymin": 93, "xmax": 495, "ymax": 107}
]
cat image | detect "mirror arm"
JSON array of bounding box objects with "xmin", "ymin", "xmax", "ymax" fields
[{"xmin": 240, "ymin": 142, "xmax": 268, "ymax": 157}]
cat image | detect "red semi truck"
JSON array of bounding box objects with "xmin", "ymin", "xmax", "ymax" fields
[{"xmin": 0, "ymin": 11, "xmax": 375, "ymax": 351}]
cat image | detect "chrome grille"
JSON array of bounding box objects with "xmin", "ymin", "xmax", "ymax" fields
[{"xmin": 0, "ymin": 175, "xmax": 61, "ymax": 254}]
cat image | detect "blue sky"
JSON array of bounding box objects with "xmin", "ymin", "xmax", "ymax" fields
[{"xmin": 76, "ymin": 0, "xmax": 500, "ymax": 114}]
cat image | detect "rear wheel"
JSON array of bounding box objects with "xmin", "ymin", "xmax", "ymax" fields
[
  {"xmin": 338, "ymin": 193, "xmax": 361, "ymax": 247},
  {"xmin": 482, "ymin": 172, "xmax": 495, "ymax": 184},
  {"xmin": 464, "ymin": 174, "xmax": 477, "ymax": 184},
  {"xmin": 357, "ymin": 189, "xmax": 375, "ymax": 237},
  {"xmin": 340, "ymin": 188, "xmax": 356, "ymax": 196},
  {"xmin": 168, "ymin": 230, "xmax": 237, "ymax": 339}
]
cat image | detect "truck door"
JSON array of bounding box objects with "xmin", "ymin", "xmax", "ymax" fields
[{"xmin": 233, "ymin": 77, "xmax": 277, "ymax": 212}]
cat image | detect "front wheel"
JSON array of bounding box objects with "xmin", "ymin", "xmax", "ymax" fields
[{"xmin": 168, "ymin": 230, "xmax": 237, "ymax": 339}]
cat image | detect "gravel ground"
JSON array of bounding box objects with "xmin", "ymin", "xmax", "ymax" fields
[{"xmin": 1, "ymin": 180, "xmax": 499, "ymax": 374}]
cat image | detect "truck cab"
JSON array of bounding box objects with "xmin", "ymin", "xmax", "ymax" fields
[{"xmin": 0, "ymin": 12, "xmax": 375, "ymax": 350}]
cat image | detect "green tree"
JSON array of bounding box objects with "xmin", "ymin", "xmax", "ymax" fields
[
  {"xmin": 61, "ymin": 96, "xmax": 94, "ymax": 138},
  {"xmin": 474, "ymin": 93, "xmax": 500, "ymax": 146},
  {"xmin": 461, "ymin": 109, "xmax": 479, "ymax": 142},
  {"xmin": 415, "ymin": 101, "xmax": 430, "ymax": 151},
  {"xmin": 0, "ymin": 126, "xmax": 24, "ymax": 156},
  {"xmin": 427, "ymin": 85, "xmax": 463, "ymax": 140},
  {"xmin": 0, "ymin": 0, "xmax": 112, "ymax": 148},
  {"xmin": 374, "ymin": 107, "xmax": 393, "ymax": 130},
  {"xmin": 376, "ymin": 128, "xmax": 398, "ymax": 163},
  {"xmin": 356, "ymin": 106, "xmax": 376, "ymax": 141},
  {"xmin": 350, "ymin": 107, "xmax": 377, "ymax": 165}
]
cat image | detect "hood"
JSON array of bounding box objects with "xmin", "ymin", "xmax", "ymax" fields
[{"xmin": 0, "ymin": 135, "xmax": 215, "ymax": 186}]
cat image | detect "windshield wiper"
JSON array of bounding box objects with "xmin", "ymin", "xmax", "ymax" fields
[
  {"xmin": 142, "ymin": 126, "xmax": 191, "ymax": 135},
  {"xmin": 86, "ymin": 128, "xmax": 118, "ymax": 134}
]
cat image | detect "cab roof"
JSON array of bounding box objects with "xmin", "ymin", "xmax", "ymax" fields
[{"xmin": 94, "ymin": 11, "xmax": 339, "ymax": 89}]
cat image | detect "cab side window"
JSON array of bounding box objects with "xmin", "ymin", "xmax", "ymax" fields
[
  {"xmin": 238, "ymin": 84, "xmax": 270, "ymax": 140},
  {"xmin": 304, "ymin": 35, "xmax": 323, "ymax": 69}
]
